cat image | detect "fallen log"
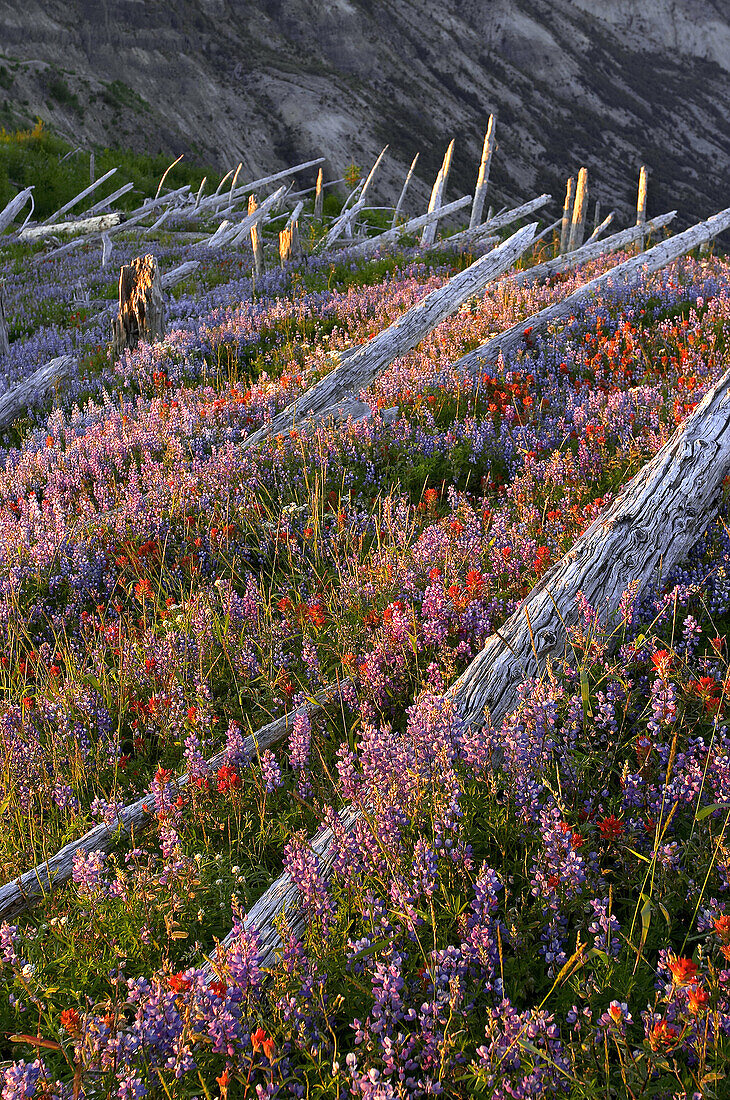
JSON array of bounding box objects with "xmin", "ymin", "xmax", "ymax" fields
[
  {"xmin": 0, "ymin": 355, "xmax": 74, "ymax": 432},
  {"xmin": 42, "ymin": 166, "xmax": 117, "ymax": 225},
  {"xmin": 196, "ymin": 157, "xmax": 325, "ymax": 216},
  {"xmin": 454, "ymin": 207, "xmax": 729, "ymax": 377},
  {"xmin": 481, "ymin": 193, "xmax": 551, "ymax": 233},
  {"xmin": 20, "ymin": 212, "xmax": 122, "ymax": 241},
  {"xmin": 85, "ymin": 182, "xmax": 135, "ymax": 217},
  {"xmin": 333, "ymin": 194, "xmax": 472, "ymax": 262},
  {"xmin": 392, "ymin": 152, "xmax": 419, "ymax": 228},
  {"xmin": 469, "ymin": 115, "xmax": 497, "ymax": 229},
  {"xmin": 111, "ymin": 254, "xmax": 166, "ymax": 360},
  {"xmin": 204, "ymin": 185, "xmax": 287, "ymax": 250},
  {"xmin": 0, "ymin": 187, "xmax": 34, "ymax": 235},
  {"xmin": 242, "ymin": 222, "xmax": 537, "ymax": 449},
  {"xmin": 585, "ymin": 210, "xmax": 615, "ymax": 244},
  {"xmin": 509, "ymin": 210, "xmax": 676, "ymax": 288},
  {"xmin": 421, "ymin": 139, "xmax": 455, "ymax": 247},
  {"xmin": 0, "ymin": 684, "xmax": 344, "ymax": 921}
]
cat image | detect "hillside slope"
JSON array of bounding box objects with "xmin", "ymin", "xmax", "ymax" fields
[{"xmin": 0, "ymin": 0, "xmax": 728, "ymax": 223}]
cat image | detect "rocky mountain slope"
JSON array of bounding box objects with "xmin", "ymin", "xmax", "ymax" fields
[{"xmin": 0, "ymin": 0, "xmax": 728, "ymax": 225}]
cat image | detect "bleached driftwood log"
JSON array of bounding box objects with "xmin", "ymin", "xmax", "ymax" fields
[
  {"xmin": 196, "ymin": 158, "xmax": 325, "ymax": 216},
  {"xmin": 470, "ymin": 115, "xmax": 497, "ymax": 229},
  {"xmin": 242, "ymin": 223, "xmax": 537, "ymax": 449},
  {"xmin": 20, "ymin": 212, "xmax": 122, "ymax": 241},
  {"xmin": 0, "ymin": 187, "xmax": 34, "ymax": 236},
  {"xmin": 42, "ymin": 167, "xmax": 117, "ymax": 225},
  {"xmin": 0, "ymin": 282, "xmax": 8, "ymax": 357},
  {"xmin": 84, "ymin": 182, "xmax": 135, "ymax": 217},
  {"xmin": 586, "ymin": 210, "xmax": 615, "ymax": 244},
  {"xmin": 392, "ymin": 152, "xmax": 419, "ymax": 228},
  {"xmin": 0, "ymin": 685, "xmax": 344, "ymax": 921},
  {"xmin": 455, "ymin": 208, "xmax": 730, "ymax": 376},
  {"xmin": 111, "ymin": 255, "xmax": 166, "ymax": 359},
  {"xmin": 204, "ymin": 185, "xmax": 287, "ymax": 250},
  {"xmin": 0, "ymin": 355, "xmax": 74, "ymax": 432},
  {"xmin": 559, "ymin": 177, "xmax": 575, "ymax": 255},
  {"xmin": 314, "ymin": 167, "xmax": 324, "ymax": 221},
  {"xmin": 335, "ymin": 194, "xmax": 472, "ymax": 262},
  {"xmin": 323, "ymin": 147, "xmax": 388, "ymax": 248},
  {"xmin": 510, "ymin": 211, "xmax": 675, "ymax": 288},
  {"xmin": 421, "ymin": 139, "xmax": 455, "ymax": 247},
  {"xmin": 568, "ymin": 167, "xmax": 589, "ymax": 252}
]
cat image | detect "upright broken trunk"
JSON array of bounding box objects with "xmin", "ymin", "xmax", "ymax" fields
[
  {"xmin": 559, "ymin": 176, "xmax": 575, "ymax": 255},
  {"xmin": 280, "ymin": 201, "xmax": 303, "ymax": 266},
  {"xmin": 392, "ymin": 152, "xmax": 419, "ymax": 228},
  {"xmin": 421, "ymin": 139, "xmax": 455, "ymax": 247},
  {"xmin": 637, "ymin": 164, "xmax": 649, "ymax": 249},
  {"xmin": 567, "ymin": 167, "xmax": 589, "ymax": 252},
  {"xmin": 248, "ymin": 194, "xmax": 265, "ymax": 277},
  {"xmin": 314, "ymin": 167, "xmax": 324, "ymax": 221},
  {"xmin": 469, "ymin": 115, "xmax": 497, "ymax": 229},
  {"xmin": 111, "ymin": 255, "xmax": 166, "ymax": 360}
]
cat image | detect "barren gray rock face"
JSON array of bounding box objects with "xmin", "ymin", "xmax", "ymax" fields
[{"xmin": 0, "ymin": 0, "xmax": 727, "ymax": 223}]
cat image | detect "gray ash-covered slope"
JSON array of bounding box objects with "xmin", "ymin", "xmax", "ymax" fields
[{"xmin": 0, "ymin": 0, "xmax": 727, "ymax": 224}]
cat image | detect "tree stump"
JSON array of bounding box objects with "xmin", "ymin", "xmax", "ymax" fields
[{"xmin": 111, "ymin": 254, "xmax": 166, "ymax": 360}]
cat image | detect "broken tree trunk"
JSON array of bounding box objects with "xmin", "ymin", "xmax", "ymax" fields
[
  {"xmin": 0, "ymin": 187, "xmax": 34, "ymax": 236},
  {"xmin": 0, "ymin": 355, "xmax": 74, "ymax": 432},
  {"xmin": 84, "ymin": 182, "xmax": 135, "ymax": 217},
  {"xmin": 242, "ymin": 223, "xmax": 537, "ymax": 449},
  {"xmin": 586, "ymin": 210, "xmax": 615, "ymax": 244},
  {"xmin": 205, "ymin": 185, "xmax": 287, "ymax": 249},
  {"xmin": 568, "ymin": 167, "xmax": 589, "ymax": 252},
  {"xmin": 392, "ymin": 153, "xmax": 419, "ymax": 228},
  {"xmin": 111, "ymin": 255, "xmax": 166, "ymax": 360},
  {"xmin": 469, "ymin": 115, "xmax": 497, "ymax": 229},
  {"xmin": 280, "ymin": 201, "xmax": 304, "ymax": 265},
  {"xmin": 510, "ymin": 211, "xmax": 675, "ymax": 288},
  {"xmin": 559, "ymin": 176, "xmax": 575, "ymax": 255},
  {"xmin": 248, "ymin": 194, "xmax": 265, "ymax": 276},
  {"xmin": 42, "ymin": 166, "xmax": 117, "ymax": 225},
  {"xmin": 19, "ymin": 212, "xmax": 121, "ymax": 241},
  {"xmin": 421, "ymin": 139, "xmax": 455, "ymax": 247},
  {"xmin": 637, "ymin": 164, "xmax": 649, "ymax": 249},
  {"xmin": 0, "ymin": 281, "xmax": 8, "ymax": 357},
  {"xmin": 455, "ymin": 207, "xmax": 729, "ymax": 377},
  {"xmin": 314, "ymin": 167, "xmax": 324, "ymax": 221},
  {"xmin": 0, "ymin": 684, "xmax": 344, "ymax": 921},
  {"xmin": 335, "ymin": 194, "xmax": 472, "ymax": 262}
]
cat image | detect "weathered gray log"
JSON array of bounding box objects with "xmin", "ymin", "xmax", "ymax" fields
[
  {"xmin": 567, "ymin": 167, "xmax": 588, "ymax": 252},
  {"xmin": 323, "ymin": 147, "xmax": 388, "ymax": 248},
  {"xmin": 392, "ymin": 152, "xmax": 419, "ymax": 228},
  {"xmin": 593, "ymin": 200, "xmax": 601, "ymax": 232},
  {"xmin": 0, "ymin": 187, "xmax": 34, "ymax": 235},
  {"xmin": 20, "ymin": 212, "xmax": 121, "ymax": 241},
  {"xmin": 89, "ymin": 151, "xmax": 95, "ymax": 185},
  {"xmin": 205, "ymin": 185, "xmax": 286, "ymax": 249},
  {"xmin": 0, "ymin": 685, "xmax": 343, "ymax": 920},
  {"xmin": 455, "ymin": 207, "xmax": 730, "ymax": 377},
  {"xmin": 334, "ymin": 194, "xmax": 472, "ymax": 262},
  {"xmin": 242, "ymin": 223, "xmax": 537, "ymax": 450},
  {"xmin": 198, "ymin": 158, "xmax": 326, "ymax": 215},
  {"xmin": 559, "ymin": 176, "xmax": 575, "ymax": 255},
  {"xmin": 481, "ymin": 194, "xmax": 551, "ymax": 233},
  {"xmin": 85, "ymin": 182, "xmax": 135, "ymax": 217},
  {"xmin": 228, "ymin": 163, "xmax": 243, "ymax": 213},
  {"xmin": 314, "ymin": 167, "xmax": 324, "ymax": 220},
  {"xmin": 0, "ymin": 281, "xmax": 9, "ymax": 357},
  {"xmin": 160, "ymin": 260, "xmax": 200, "ymax": 290},
  {"xmin": 470, "ymin": 115, "xmax": 497, "ymax": 229},
  {"xmin": 421, "ymin": 139, "xmax": 455, "ymax": 247},
  {"xmin": 101, "ymin": 233, "xmax": 112, "ymax": 269},
  {"xmin": 111, "ymin": 255, "xmax": 166, "ymax": 360},
  {"xmin": 586, "ymin": 210, "xmax": 615, "ymax": 244},
  {"xmin": 42, "ymin": 167, "xmax": 117, "ymax": 225},
  {"xmin": 0, "ymin": 355, "xmax": 74, "ymax": 432},
  {"xmin": 449, "ymin": 343, "xmax": 730, "ymax": 729},
  {"xmin": 510, "ymin": 211, "xmax": 675, "ymax": 288}
]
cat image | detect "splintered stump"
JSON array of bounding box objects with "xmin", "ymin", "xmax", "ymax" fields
[{"xmin": 111, "ymin": 254, "xmax": 166, "ymax": 359}]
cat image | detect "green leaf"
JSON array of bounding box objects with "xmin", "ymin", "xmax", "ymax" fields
[{"xmin": 695, "ymin": 802, "xmax": 730, "ymax": 821}]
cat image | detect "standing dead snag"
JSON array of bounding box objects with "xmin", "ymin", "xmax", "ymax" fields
[
  {"xmin": 421, "ymin": 139, "xmax": 455, "ymax": 247},
  {"xmin": 248, "ymin": 194, "xmax": 265, "ymax": 276},
  {"xmin": 560, "ymin": 176, "xmax": 575, "ymax": 255},
  {"xmin": 568, "ymin": 167, "xmax": 589, "ymax": 252},
  {"xmin": 469, "ymin": 115, "xmax": 497, "ymax": 229},
  {"xmin": 314, "ymin": 167, "xmax": 324, "ymax": 221},
  {"xmin": 111, "ymin": 255, "xmax": 166, "ymax": 360}
]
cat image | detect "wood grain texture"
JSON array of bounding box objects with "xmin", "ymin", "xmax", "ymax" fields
[
  {"xmin": 0, "ymin": 355, "xmax": 73, "ymax": 431},
  {"xmin": 111, "ymin": 254, "xmax": 166, "ymax": 359}
]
